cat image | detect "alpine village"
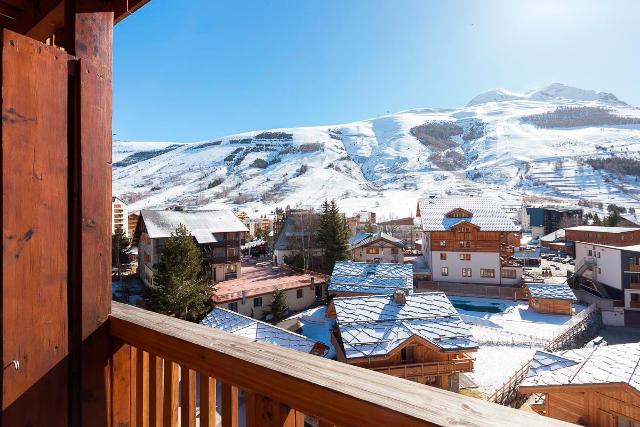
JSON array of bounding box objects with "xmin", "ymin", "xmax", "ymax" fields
[{"xmin": 3, "ymin": 1, "xmax": 640, "ymax": 427}]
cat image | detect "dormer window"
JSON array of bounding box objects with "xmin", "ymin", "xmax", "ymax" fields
[{"xmin": 445, "ymin": 208, "xmax": 473, "ymax": 218}]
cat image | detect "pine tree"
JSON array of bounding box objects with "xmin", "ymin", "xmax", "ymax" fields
[
  {"xmin": 112, "ymin": 228, "xmax": 132, "ymax": 279},
  {"xmin": 363, "ymin": 219, "xmax": 375, "ymax": 233},
  {"xmin": 269, "ymin": 288, "xmax": 289, "ymax": 319},
  {"xmin": 592, "ymin": 213, "xmax": 602, "ymax": 226},
  {"xmin": 318, "ymin": 200, "xmax": 350, "ymax": 273},
  {"xmin": 606, "ymin": 210, "xmax": 621, "ymax": 227},
  {"xmin": 144, "ymin": 224, "xmax": 211, "ymax": 321}
]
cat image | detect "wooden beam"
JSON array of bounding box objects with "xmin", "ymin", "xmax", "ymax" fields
[{"xmin": 110, "ymin": 302, "xmax": 573, "ymax": 427}]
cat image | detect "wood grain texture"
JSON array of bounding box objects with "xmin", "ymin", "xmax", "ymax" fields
[
  {"xmin": 135, "ymin": 349, "xmax": 149, "ymax": 427},
  {"xmin": 110, "ymin": 302, "xmax": 573, "ymax": 427},
  {"xmin": 180, "ymin": 366, "xmax": 196, "ymax": 427},
  {"xmin": 162, "ymin": 360, "xmax": 178, "ymax": 427},
  {"xmin": 149, "ymin": 355, "xmax": 164, "ymax": 426},
  {"xmin": 221, "ymin": 383, "xmax": 238, "ymax": 427},
  {"xmin": 1, "ymin": 28, "xmax": 71, "ymax": 426},
  {"xmin": 111, "ymin": 341, "xmax": 133, "ymax": 426},
  {"xmin": 199, "ymin": 375, "xmax": 216, "ymax": 427}
]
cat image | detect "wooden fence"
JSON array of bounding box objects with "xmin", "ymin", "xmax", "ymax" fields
[
  {"xmin": 416, "ymin": 281, "xmax": 527, "ymax": 300},
  {"xmin": 487, "ymin": 304, "xmax": 601, "ymax": 407}
]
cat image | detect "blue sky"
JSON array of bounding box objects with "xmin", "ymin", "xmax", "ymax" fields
[{"xmin": 114, "ymin": 0, "xmax": 640, "ymax": 141}]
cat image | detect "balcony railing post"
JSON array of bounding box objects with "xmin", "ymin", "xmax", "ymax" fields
[{"xmin": 221, "ymin": 383, "xmax": 239, "ymax": 427}]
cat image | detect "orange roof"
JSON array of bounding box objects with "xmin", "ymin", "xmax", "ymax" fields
[{"xmin": 212, "ymin": 263, "xmax": 327, "ymax": 303}]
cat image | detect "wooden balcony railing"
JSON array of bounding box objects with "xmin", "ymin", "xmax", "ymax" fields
[
  {"xmin": 109, "ymin": 302, "xmax": 568, "ymax": 426},
  {"xmin": 371, "ymin": 356, "xmax": 474, "ymax": 379},
  {"xmin": 630, "ymin": 282, "xmax": 640, "ymax": 290},
  {"xmin": 629, "ymin": 264, "xmax": 640, "ymax": 273}
]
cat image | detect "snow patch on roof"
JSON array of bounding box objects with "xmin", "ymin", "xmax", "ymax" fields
[
  {"xmin": 417, "ymin": 197, "xmax": 519, "ymax": 232},
  {"xmin": 141, "ymin": 209, "xmax": 248, "ymax": 242}
]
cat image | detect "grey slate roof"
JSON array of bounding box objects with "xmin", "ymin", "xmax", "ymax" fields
[
  {"xmin": 526, "ymin": 283, "xmax": 577, "ymax": 301},
  {"xmin": 329, "ymin": 261, "xmax": 413, "ymax": 295},
  {"xmin": 417, "ymin": 197, "xmax": 520, "ymax": 232},
  {"xmin": 200, "ymin": 308, "xmax": 327, "ymax": 356},
  {"xmin": 141, "ymin": 210, "xmax": 248, "ymax": 243},
  {"xmin": 350, "ymin": 232, "xmax": 405, "ymax": 250},
  {"xmin": 333, "ymin": 292, "xmax": 477, "ymax": 360},
  {"xmin": 521, "ymin": 343, "xmax": 640, "ymax": 393}
]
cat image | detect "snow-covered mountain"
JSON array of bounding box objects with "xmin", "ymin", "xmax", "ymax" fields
[{"xmin": 113, "ymin": 83, "xmax": 640, "ymax": 218}]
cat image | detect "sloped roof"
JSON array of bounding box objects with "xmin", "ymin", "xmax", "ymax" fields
[
  {"xmin": 540, "ymin": 229, "xmax": 565, "ymax": 243},
  {"xmin": 521, "ymin": 343, "xmax": 640, "ymax": 393},
  {"xmin": 350, "ymin": 232, "xmax": 405, "ymax": 250},
  {"xmin": 526, "ymin": 283, "xmax": 577, "ymax": 301},
  {"xmin": 566, "ymin": 225, "xmax": 640, "ymax": 233},
  {"xmin": 417, "ymin": 197, "xmax": 520, "ymax": 232},
  {"xmin": 200, "ymin": 308, "xmax": 328, "ymax": 357},
  {"xmin": 273, "ymin": 212, "xmax": 322, "ymax": 251},
  {"xmin": 140, "ymin": 210, "xmax": 248, "ymax": 243},
  {"xmin": 349, "ymin": 232, "xmax": 371, "ymax": 246},
  {"xmin": 333, "ymin": 292, "xmax": 477, "ymax": 359},
  {"xmin": 329, "ymin": 261, "xmax": 413, "ymax": 295}
]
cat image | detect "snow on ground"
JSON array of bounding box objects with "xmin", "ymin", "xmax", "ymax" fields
[{"xmin": 450, "ymin": 296, "xmax": 586, "ymax": 397}]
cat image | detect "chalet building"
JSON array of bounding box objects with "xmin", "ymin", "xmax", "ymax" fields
[
  {"xmin": 377, "ymin": 217, "xmax": 420, "ymax": 249},
  {"xmin": 525, "ymin": 206, "xmax": 583, "ymax": 238},
  {"xmin": 520, "ymin": 343, "xmax": 640, "ymax": 426},
  {"xmin": 272, "ymin": 209, "xmax": 324, "ymax": 269},
  {"xmin": 525, "ymin": 283, "xmax": 577, "ymax": 315},
  {"xmin": 566, "ymin": 225, "xmax": 640, "ymax": 247},
  {"xmin": 328, "ymin": 291, "xmax": 477, "ymax": 391},
  {"xmin": 417, "ymin": 197, "xmax": 523, "ymax": 286},
  {"xmin": 201, "ymin": 307, "xmax": 329, "ymax": 357},
  {"xmin": 212, "ymin": 263, "xmax": 327, "ymax": 318},
  {"xmin": 350, "ymin": 232, "xmax": 405, "ymax": 263},
  {"xmin": 112, "ymin": 196, "xmax": 128, "ymax": 234},
  {"xmin": 134, "ymin": 209, "xmax": 248, "ymax": 286},
  {"xmin": 328, "ymin": 261, "xmax": 413, "ymax": 298},
  {"xmin": 574, "ymin": 241, "xmax": 640, "ymax": 325}
]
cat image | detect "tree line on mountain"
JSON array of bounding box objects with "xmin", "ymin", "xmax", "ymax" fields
[
  {"xmin": 584, "ymin": 157, "xmax": 640, "ymax": 178},
  {"xmin": 522, "ymin": 106, "xmax": 640, "ymax": 129}
]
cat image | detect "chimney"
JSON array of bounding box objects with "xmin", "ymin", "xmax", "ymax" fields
[
  {"xmin": 241, "ymin": 290, "xmax": 247, "ymax": 304},
  {"xmin": 309, "ymin": 276, "xmax": 315, "ymax": 290},
  {"xmin": 393, "ymin": 289, "xmax": 406, "ymax": 305}
]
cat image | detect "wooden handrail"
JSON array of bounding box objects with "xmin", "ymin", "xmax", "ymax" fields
[{"xmin": 109, "ymin": 302, "xmax": 570, "ymax": 426}]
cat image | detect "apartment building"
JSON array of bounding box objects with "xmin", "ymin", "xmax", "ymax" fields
[
  {"xmin": 134, "ymin": 209, "xmax": 248, "ymax": 286},
  {"xmin": 417, "ymin": 197, "xmax": 523, "ymax": 286},
  {"xmin": 526, "ymin": 206, "xmax": 583, "ymax": 238},
  {"xmin": 566, "ymin": 225, "xmax": 640, "ymax": 247},
  {"xmin": 112, "ymin": 196, "xmax": 128, "ymax": 234}
]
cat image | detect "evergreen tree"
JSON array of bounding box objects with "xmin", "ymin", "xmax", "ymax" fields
[
  {"xmin": 112, "ymin": 228, "xmax": 132, "ymax": 278},
  {"xmin": 592, "ymin": 213, "xmax": 602, "ymax": 226},
  {"xmin": 318, "ymin": 200, "xmax": 350, "ymax": 273},
  {"xmin": 606, "ymin": 210, "xmax": 621, "ymax": 227},
  {"xmin": 144, "ymin": 224, "xmax": 211, "ymax": 321},
  {"xmin": 363, "ymin": 219, "xmax": 375, "ymax": 233},
  {"xmin": 269, "ymin": 288, "xmax": 289, "ymax": 319}
]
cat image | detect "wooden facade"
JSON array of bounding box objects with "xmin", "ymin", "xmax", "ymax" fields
[
  {"xmin": 529, "ymin": 297, "xmax": 573, "ymax": 315},
  {"xmin": 331, "ymin": 331, "xmax": 474, "ymax": 391},
  {"xmin": 523, "ymin": 384, "xmax": 640, "ymax": 426},
  {"xmin": 429, "ymin": 223, "xmax": 521, "ymax": 259},
  {"xmin": 566, "ymin": 227, "xmax": 640, "ymax": 247}
]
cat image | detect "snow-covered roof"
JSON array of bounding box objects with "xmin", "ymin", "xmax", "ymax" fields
[
  {"xmin": 349, "ymin": 232, "xmax": 371, "ymax": 246},
  {"xmin": 566, "ymin": 225, "xmax": 640, "ymax": 233},
  {"xmin": 417, "ymin": 197, "xmax": 520, "ymax": 232},
  {"xmin": 333, "ymin": 292, "xmax": 477, "ymax": 359},
  {"xmin": 328, "ymin": 261, "xmax": 413, "ymax": 295},
  {"xmin": 521, "ymin": 343, "xmax": 640, "ymax": 393},
  {"xmin": 200, "ymin": 308, "xmax": 328, "ymax": 357},
  {"xmin": 540, "ymin": 229, "xmax": 565, "ymax": 243},
  {"xmin": 350, "ymin": 232, "xmax": 405, "ymax": 250},
  {"xmin": 140, "ymin": 210, "xmax": 248, "ymax": 243},
  {"xmin": 526, "ymin": 283, "xmax": 577, "ymax": 301}
]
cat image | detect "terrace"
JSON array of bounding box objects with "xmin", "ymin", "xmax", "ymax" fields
[{"xmin": 1, "ymin": 1, "xmax": 569, "ymax": 425}]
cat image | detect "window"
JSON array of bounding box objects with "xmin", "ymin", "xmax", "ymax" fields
[
  {"xmin": 441, "ymin": 267, "xmax": 448, "ymax": 276},
  {"xmin": 297, "ymin": 289, "xmax": 303, "ymax": 299},
  {"xmin": 502, "ymin": 269, "xmax": 516, "ymax": 279},
  {"xmin": 366, "ymin": 247, "xmax": 380, "ymax": 254},
  {"xmin": 459, "ymin": 241, "xmax": 470, "ymax": 248},
  {"xmin": 588, "ymin": 249, "xmax": 593, "ymax": 256},
  {"xmin": 440, "ymin": 253, "xmax": 447, "ymax": 260},
  {"xmin": 597, "ymin": 252, "xmax": 600, "ymax": 258},
  {"xmin": 462, "ymin": 268, "xmax": 472, "ymax": 277},
  {"xmin": 391, "ymin": 248, "xmax": 399, "ymax": 254},
  {"xmin": 226, "ymin": 264, "xmax": 237, "ymax": 273},
  {"xmin": 439, "ymin": 240, "xmax": 446, "ymax": 247},
  {"xmin": 459, "ymin": 254, "xmax": 471, "ymax": 261},
  {"xmin": 400, "ymin": 346, "xmax": 414, "ymax": 364},
  {"xmin": 228, "ymin": 302, "xmax": 238, "ymax": 312},
  {"xmin": 253, "ymin": 297, "xmax": 262, "ymax": 307},
  {"xmin": 143, "ymin": 252, "xmax": 150, "ymax": 263},
  {"xmin": 480, "ymin": 268, "xmax": 495, "ymax": 278},
  {"xmin": 598, "ymin": 268, "xmax": 601, "ymax": 274}
]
